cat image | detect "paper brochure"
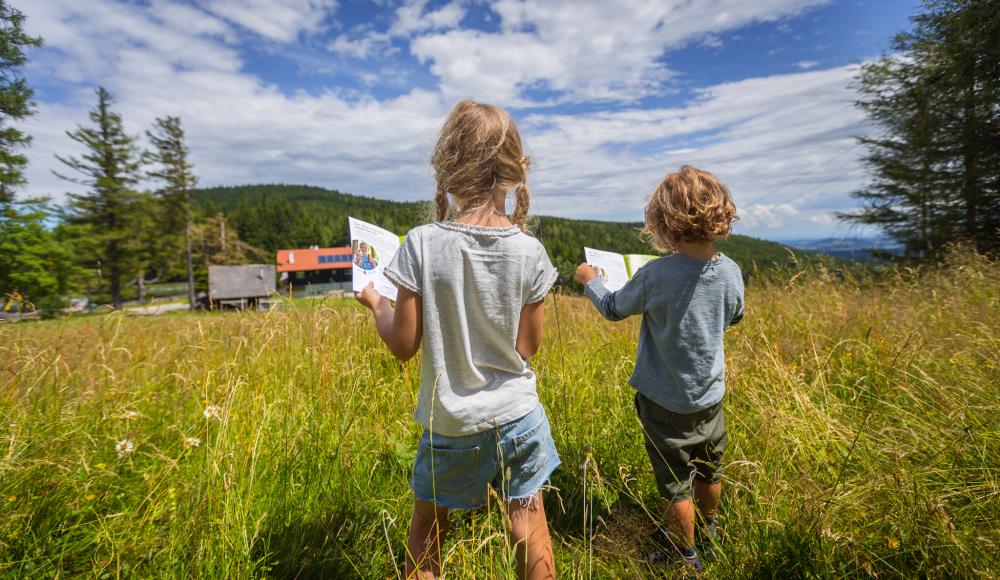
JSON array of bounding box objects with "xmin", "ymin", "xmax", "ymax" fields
[
  {"xmin": 584, "ymin": 247, "xmax": 660, "ymax": 292},
  {"xmin": 584, "ymin": 247, "xmax": 630, "ymax": 292},
  {"xmin": 348, "ymin": 216, "xmax": 402, "ymax": 301},
  {"xmin": 624, "ymin": 254, "xmax": 658, "ymax": 277}
]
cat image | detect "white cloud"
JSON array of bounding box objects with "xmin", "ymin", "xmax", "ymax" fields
[
  {"xmin": 808, "ymin": 212, "xmax": 836, "ymax": 225},
  {"xmin": 200, "ymin": 0, "xmax": 337, "ymax": 42},
  {"xmin": 739, "ymin": 203, "xmax": 799, "ymax": 228},
  {"xmin": 701, "ymin": 34, "xmax": 724, "ymax": 48},
  {"xmin": 20, "ymin": 0, "xmax": 446, "ymax": 204},
  {"xmin": 411, "ymin": 0, "xmax": 830, "ymax": 104},
  {"xmin": 327, "ymin": 30, "xmax": 394, "ymax": 58},
  {"xmin": 22, "ymin": 0, "xmax": 239, "ymax": 83},
  {"xmin": 18, "ymin": 0, "xmax": 869, "ymax": 240},
  {"xmin": 326, "ymin": 0, "xmax": 464, "ymax": 62},
  {"xmin": 154, "ymin": 0, "xmax": 234, "ymax": 39},
  {"xmin": 797, "ymin": 59, "xmax": 820, "ymax": 69},
  {"xmin": 516, "ymin": 65, "xmax": 869, "ymax": 237},
  {"xmin": 391, "ymin": 0, "xmax": 466, "ymax": 37}
]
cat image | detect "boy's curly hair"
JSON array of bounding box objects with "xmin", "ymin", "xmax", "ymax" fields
[
  {"xmin": 641, "ymin": 165, "xmax": 738, "ymax": 252},
  {"xmin": 431, "ymin": 100, "xmax": 531, "ymax": 231}
]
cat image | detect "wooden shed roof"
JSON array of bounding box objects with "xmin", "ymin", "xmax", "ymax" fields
[{"xmin": 208, "ymin": 265, "xmax": 276, "ymax": 300}]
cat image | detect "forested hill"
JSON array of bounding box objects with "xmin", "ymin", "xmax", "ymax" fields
[{"xmin": 191, "ymin": 184, "xmax": 823, "ymax": 280}]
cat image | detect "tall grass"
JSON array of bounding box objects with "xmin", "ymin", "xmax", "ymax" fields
[{"xmin": 2, "ymin": 251, "xmax": 998, "ymax": 578}]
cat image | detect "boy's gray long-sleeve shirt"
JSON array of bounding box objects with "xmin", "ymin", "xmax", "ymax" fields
[{"xmin": 584, "ymin": 253, "xmax": 745, "ymax": 414}]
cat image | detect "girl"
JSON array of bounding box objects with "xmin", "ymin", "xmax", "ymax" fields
[
  {"xmin": 355, "ymin": 100, "xmax": 560, "ymax": 579},
  {"xmin": 355, "ymin": 241, "xmax": 376, "ymax": 270}
]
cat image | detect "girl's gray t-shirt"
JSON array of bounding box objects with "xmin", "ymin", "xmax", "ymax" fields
[{"xmin": 383, "ymin": 221, "xmax": 558, "ymax": 437}]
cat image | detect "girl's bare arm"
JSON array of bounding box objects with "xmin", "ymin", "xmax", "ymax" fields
[
  {"xmin": 356, "ymin": 283, "xmax": 423, "ymax": 361},
  {"xmin": 515, "ymin": 299, "xmax": 545, "ymax": 360}
]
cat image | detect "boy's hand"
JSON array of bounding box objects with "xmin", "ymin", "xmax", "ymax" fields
[
  {"xmin": 574, "ymin": 263, "xmax": 599, "ymax": 285},
  {"xmin": 354, "ymin": 282, "xmax": 383, "ymax": 310}
]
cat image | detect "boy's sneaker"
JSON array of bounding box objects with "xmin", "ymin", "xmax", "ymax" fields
[
  {"xmin": 680, "ymin": 547, "xmax": 703, "ymax": 574},
  {"xmin": 697, "ymin": 517, "xmax": 719, "ymax": 561},
  {"xmin": 646, "ymin": 542, "xmax": 702, "ymax": 576},
  {"xmin": 646, "ymin": 529, "xmax": 672, "ymax": 563}
]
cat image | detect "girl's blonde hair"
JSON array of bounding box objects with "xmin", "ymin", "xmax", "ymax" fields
[
  {"xmin": 642, "ymin": 165, "xmax": 738, "ymax": 252},
  {"xmin": 431, "ymin": 100, "xmax": 531, "ymax": 231}
]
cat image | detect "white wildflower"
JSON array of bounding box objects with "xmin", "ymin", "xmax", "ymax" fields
[
  {"xmin": 182, "ymin": 437, "xmax": 201, "ymax": 449},
  {"xmin": 115, "ymin": 438, "xmax": 135, "ymax": 458},
  {"xmin": 203, "ymin": 405, "xmax": 222, "ymax": 420}
]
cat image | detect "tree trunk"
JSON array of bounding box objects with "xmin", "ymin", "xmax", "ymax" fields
[
  {"xmin": 110, "ymin": 266, "xmax": 122, "ymax": 309},
  {"xmin": 185, "ymin": 218, "xmax": 196, "ymax": 310},
  {"xmin": 921, "ymin": 165, "xmax": 930, "ymax": 259},
  {"xmin": 137, "ymin": 269, "xmax": 146, "ymax": 302},
  {"xmin": 108, "ymin": 235, "xmax": 123, "ymax": 309},
  {"xmin": 961, "ymin": 58, "xmax": 979, "ymax": 244}
]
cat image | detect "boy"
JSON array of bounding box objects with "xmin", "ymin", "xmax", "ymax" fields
[{"xmin": 574, "ymin": 165, "xmax": 744, "ymax": 571}]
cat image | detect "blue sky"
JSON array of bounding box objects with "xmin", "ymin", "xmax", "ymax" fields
[{"xmin": 19, "ymin": 0, "xmax": 918, "ymax": 240}]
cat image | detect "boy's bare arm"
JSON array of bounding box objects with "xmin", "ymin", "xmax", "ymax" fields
[
  {"xmin": 355, "ymin": 282, "xmax": 423, "ymax": 361},
  {"xmin": 516, "ymin": 300, "xmax": 545, "ymax": 360}
]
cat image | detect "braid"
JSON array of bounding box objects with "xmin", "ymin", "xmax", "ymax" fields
[
  {"xmin": 512, "ymin": 182, "xmax": 530, "ymax": 232},
  {"xmin": 434, "ymin": 189, "xmax": 450, "ymax": 222}
]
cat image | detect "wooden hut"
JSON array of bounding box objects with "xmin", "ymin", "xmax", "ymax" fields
[{"xmin": 207, "ymin": 265, "xmax": 276, "ymax": 309}]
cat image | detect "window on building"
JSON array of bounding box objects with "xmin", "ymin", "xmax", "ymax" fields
[{"xmin": 318, "ymin": 254, "xmax": 349, "ymax": 264}]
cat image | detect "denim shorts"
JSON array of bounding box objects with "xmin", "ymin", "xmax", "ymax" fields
[{"xmin": 410, "ymin": 404, "xmax": 561, "ymax": 510}]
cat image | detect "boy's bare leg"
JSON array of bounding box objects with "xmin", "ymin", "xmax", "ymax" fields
[
  {"xmin": 507, "ymin": 492, "xmax": 556, "ymax": 580},
  {"xmin": 667, "ymin": 498, "xmax": 697, "ymax": 547},
  {"xmin": 406, "ymin": 499, "xmax": 450, "ymax": 579},
  {"xmin": 694, "ymin": 481, "xmax": 721, "ymax": 521}
]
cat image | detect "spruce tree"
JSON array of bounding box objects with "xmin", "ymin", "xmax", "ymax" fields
[
  {"xmin": 0, "ymin": 2, "xmax": 81, "ymax": 314},
  {"xmin": 842, "ymin": 0, "xmax": 1000, "ymax": 258},
  {"xmin": 0, "ymin": 0, "xmax": 42, "ymax": 206},
  {"xmin": 0, "ymin": 199, "xmax": 80, "ymax": 314},
  {"xmin": 147, "ymin": 116, "xmax": 198, "ymax": 309},
  {"xmin": 56, "ymin": 87, "xmax": 145, "ymax": 309}
]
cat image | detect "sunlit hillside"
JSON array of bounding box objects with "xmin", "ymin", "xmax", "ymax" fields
[{"xmin": 192, "ymin": 184, "xmax": 840, "ymax": 282}]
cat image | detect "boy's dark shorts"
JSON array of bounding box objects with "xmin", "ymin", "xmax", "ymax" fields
[{"xmin": 634, "ymin": 392, "xmax": 726, "ymax": 503}]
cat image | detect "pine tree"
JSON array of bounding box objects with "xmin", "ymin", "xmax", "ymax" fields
[
  {"xmin": 56, "ymin": 87, "xmax": 146, "ymax": 309},
  {"xmin": 842, "ymin": 0, "xmax": 1000, "ymax": 258},
  {"xmin": 0, "ymin": 0, "xmax": 42, "ymax": 206},
  {"xmin": 147, "ymin": 116, "xmax": 198, "ymax": 309},
  {"xmin": 129, "ymin": 191, "xmax": 162, "ymax": 302},
  {"xmin": 0, "ymin": 3, "xmax": 81, "ymax": 315},
  {"xmin": 846, "ymin": 56, "xmax": 953, "ymax": 257},
  {"xmin": 931, "ymin": 0, "xmax": 1000, "ymax": 249},
  {"xmin": 0, "ymin": 199, "xmax": 80, "ymax": 314}
]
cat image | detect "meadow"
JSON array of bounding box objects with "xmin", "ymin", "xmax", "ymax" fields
[{"xmin": 2, "ymin": 250, "xmax": 998, "ymax": 578}]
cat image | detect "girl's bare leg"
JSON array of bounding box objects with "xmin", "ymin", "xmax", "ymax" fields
[
  {"xmin": 507, "ymin": 492, "xmax": 556, "ymax": 580},
  {"xmin": 406, "ymin": 499, "xmax": 450, "ymax": 579}
]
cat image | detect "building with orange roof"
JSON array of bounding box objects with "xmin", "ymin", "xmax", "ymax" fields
[{"xmin": 275, "ymin": 246, "xmax": 353, "ymax": 295}]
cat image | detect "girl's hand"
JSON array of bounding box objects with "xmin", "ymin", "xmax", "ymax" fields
[
  {"xmin": 354, "ymin": 282, "xmax": 383, "ymax": 310},
  {"xmin": 574, "ymin": 263, "xmax": 598, "ymax": 285}
]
